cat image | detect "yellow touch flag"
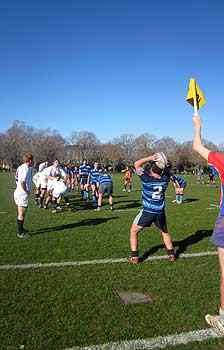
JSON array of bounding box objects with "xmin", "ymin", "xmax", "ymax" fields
[{"xmin": 186, "ymin": 78, "xmax": 206, "ymax": 110}]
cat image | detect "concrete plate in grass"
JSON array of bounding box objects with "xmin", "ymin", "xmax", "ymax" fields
[{"xmin": 114, "ymin": 289, "xmax": 154, "ymax": 305}]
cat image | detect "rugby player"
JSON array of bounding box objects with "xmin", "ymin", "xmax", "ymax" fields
[
  {"xmin": 33, "ymin": 160, "xmax": 48, "ymax": 206},
  {"xmin": 14, "ymin": 153, "xmax": 33, "ymax": 238},
  {"xmin": 43, "ymin": 159, "xmax": 67, "ymax": 209},
  {"xmin": 79, "ymin": 159, "xmax": 91, "ymax": 202},
  {"xmin": 122, "ymin": 166, "xmax": 133, "ymax": 192},
  {"xmin": 170, "ymin": 175, "xmax": 187, "ymax": 204},
  {"xmin": 129, "ymin": 154, "xmax": 176, "ymax": 264},
  {"xmin": 89, "ymin": 162, "xmax": 100, "ymax": 208},
  {"xmin": 95, "ymin": 166, "xmax": 113, "ymax": 211}
]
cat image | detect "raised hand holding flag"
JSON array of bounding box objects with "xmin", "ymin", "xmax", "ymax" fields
[{"xmin": 186, "ymin": 78, "xmax": 206, "ymax": 116}]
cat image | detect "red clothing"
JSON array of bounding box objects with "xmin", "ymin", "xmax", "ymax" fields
[{"xmin": 208, "ymin": 151, "xmax": 224, "ymax": 214}]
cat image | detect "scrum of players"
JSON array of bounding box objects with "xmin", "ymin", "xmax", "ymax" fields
[{"xmin": 32, "ymin": 159, "xmax": 114, "ymax": 213}]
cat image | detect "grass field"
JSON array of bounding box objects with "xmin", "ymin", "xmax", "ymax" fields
[{"xmin": 1, "ymin": 172, "xmax": 224, "ymax": 350}]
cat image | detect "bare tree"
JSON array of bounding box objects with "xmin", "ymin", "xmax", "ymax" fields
[
  {"xmin": 3, "ymin": 121, "xmax": 65, "ymax": 167},
  {"xmin": 133, "ymin": 133, "xmax": 157, "ymax": 160},
  {"xmin": 68, "ymin": 131, "xmax": 100, "ymax": 161},
  {"xmin": 112, "ymin": 134, "xmax": 135, "ymax": 162}
]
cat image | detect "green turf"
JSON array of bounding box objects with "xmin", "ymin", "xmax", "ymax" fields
[{"xmin": 0, "ymin": 172, "xmax": 223, "ymax": 350}]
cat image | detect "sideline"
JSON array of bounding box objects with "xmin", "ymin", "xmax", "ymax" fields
[
  {"xmin": 0, "ymin": 251, "xmax": 217, "ymax": 271},
  {"xmin": 63, "ymin": 328, "xmax": 222, "ymax": 350}
]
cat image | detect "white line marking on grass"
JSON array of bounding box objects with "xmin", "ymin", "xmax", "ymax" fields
[
  {"xmin": 0, "ymin": 251, "xmax": 217, "ymax": 271},
  {"xmin": 63, "ymin": 328, "xmax": 222, "ymax": 350},
  {"xmin": 0, "ymin": 211, "xmax": 8, "ymax": 214}
]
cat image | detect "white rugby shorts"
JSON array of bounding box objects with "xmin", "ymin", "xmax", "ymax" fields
[
  {"xmin": 14, "ymin": 191, "xmax": 29, "ymax": 208},
  {"xmin": 52, "ymin": 181, "xmax": 67, "ymax": 199}
]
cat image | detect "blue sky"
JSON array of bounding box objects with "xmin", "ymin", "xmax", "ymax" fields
[{"xmin": 0, "ymin": 0, "xmax": 224, "ymax": 144}]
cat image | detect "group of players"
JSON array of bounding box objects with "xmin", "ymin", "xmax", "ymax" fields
[
  {"xmin": 13, "ymin": 115, "xmax": 224, "ymax": 335},
  {"xmin": 32, "ymin": 159, "xmax": 114, "ymax": 213}
]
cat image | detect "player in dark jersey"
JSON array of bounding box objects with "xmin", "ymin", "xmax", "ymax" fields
[
  {"xmin": 89, "ymin": 162, "xmax": 100, "ymax": 208},
  {"xmin": 170, "ymin": 175, "xmax": 187, "ymax": 204},
  {"xmin": 193, "ymin": 115, "xmax": 224, "ymax": 334},
  {"xmin": 79, "ymin": 160, "xmax": 91, "ymax": 202},
  {"xmin": 208, "ymin": 165, "xmax": 218, "ymax": 186},
  {"xmin": 95, "ymin": 166, "xmax": 113, "ymax": 211},
  {"xmin": 129, "ymin": 153, "xmax": 176, "ymax": 264}
]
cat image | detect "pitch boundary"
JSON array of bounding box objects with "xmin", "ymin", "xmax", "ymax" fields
[
  {"xmin": 0, "ymin": 251, "xmax": 217, "ymax": 271},
  {"xmin": 63, "ymin": 328, "xmax": 222, "ymax": 350}
]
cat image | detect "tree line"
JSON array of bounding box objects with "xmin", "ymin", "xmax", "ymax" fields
[{"xmin": 0, "ymin": 120, "xmax": 222, "ymax": 171}]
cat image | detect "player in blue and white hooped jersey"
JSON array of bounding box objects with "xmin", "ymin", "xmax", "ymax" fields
[
  {"xmin": 79, "ymin": 160, "xmax": 91, "ymax": 202},
  {"xmin": 89, "ymin": 162, "xmax": 100, "ymax": 208},
  {"xmin": 95, "ymin": 166, "xmax": 113, "ymax": 211},
  {"xmin": 129, "ymin": 153, "xmax": 176, "ymax": 264},
  {"xmin": 170, "ymin": 174, "xmax": 187, "ymax": 204}
]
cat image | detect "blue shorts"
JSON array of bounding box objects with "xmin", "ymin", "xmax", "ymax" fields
[
  {"xmin": 211, "ymin": 215, "xmax": 224, "ymax": 248},
  {"xmin": 90, "ymin": 181, "xmax": 98, "ymax": 186},
  {"xmin": 133, "ymin": 209, "xmax": 167, "ymax": 232},
  {"xmin": 80, "ymin": 177, "xmax": 88, "ymax": 185},
  {"xmin": 180, "ymin": 182, "xmax": 187, "ymax": 189},
  {"xmin": 99, "ymin": 183, "xmax": 113, "ymax": 195}
]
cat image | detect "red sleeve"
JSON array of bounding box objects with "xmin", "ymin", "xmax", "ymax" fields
[{"xmin": 208, "ymin": 151, "xmax": 224, "ymax": 182}]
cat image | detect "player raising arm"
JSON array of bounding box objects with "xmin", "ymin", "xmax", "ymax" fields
[
  {"xmin": 193, "ymin": 115, "xmax": 224, "ymax": 334},
  {"xmin": 129, "ymin": 153, "xmax": 176, "ymax": 264}
]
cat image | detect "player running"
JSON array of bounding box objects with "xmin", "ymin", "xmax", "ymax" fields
[{"xmin": 129, "ymin": 153, "xmax": 176, "ymax": 264}]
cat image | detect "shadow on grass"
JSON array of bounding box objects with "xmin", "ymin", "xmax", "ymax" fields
[
  {"xmin": 140, "ymin": 229, "xmax": 213, "ymax": 262},
  {"xmin": 183, "ymin": 198, "xmax": 199, "ymax": 203},
  {"xmin": 116, "ymin": 200, "xmax": 141, "ymax": 210},
  {"xmin": 32, "ymin": 217, "xmax": 119, "ymax": 235}
]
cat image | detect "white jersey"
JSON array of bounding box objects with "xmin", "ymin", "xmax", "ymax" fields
[
  {"xmin": 15, "ymin": 163, "xmax": 33, "ymax": 194},
  {"xmin": 43, "ymin": 165, "xmax": 66, "ymax": 179},
  {"xmin": 38, "ymin": 162, "xmax": 48, "ymax": 173}
]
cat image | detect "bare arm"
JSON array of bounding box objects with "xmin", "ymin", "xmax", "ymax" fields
[
  {"xmin": 192, "ymin": 115, "xmax": 210, "ymax": 161},
  {"xmin": 134, "ymin": 154, "xmax": 157, "ymax": 170}
]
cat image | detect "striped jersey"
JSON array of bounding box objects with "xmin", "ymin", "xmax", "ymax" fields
[
  {"xmin": 90, "ymin": 168, "xmax": 100, "ymax": 183},
  {"xmin": 170, "ymin": 175, "xmax": 186, "ymax": 187},
  {"xmin": 79, "ymin": 164, "xmax": 91, "ymax": 178},
  {"xmin": 137, "ymin": 169, "xmax": 169, "ymax": 214},
  {"xmin": 98, "ymin": 173, "xmax": 113, "ymax": 185}
]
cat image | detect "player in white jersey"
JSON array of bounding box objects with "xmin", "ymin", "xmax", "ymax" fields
[
  {"xmin": 43, "ymin": 159, "xmax": 67, "ymax": 209},
  {"xmin": 33, "ymin": 161, "xmax": 48, "ymax": 205},
  {"xmin": 14, "ymin": 153, "xmax": 33, "ymax": 238}
]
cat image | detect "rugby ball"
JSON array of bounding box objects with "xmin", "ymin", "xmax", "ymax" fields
[{"xmin": 155, "ymin": 152, "xmax": 168, "ymax": 169}]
